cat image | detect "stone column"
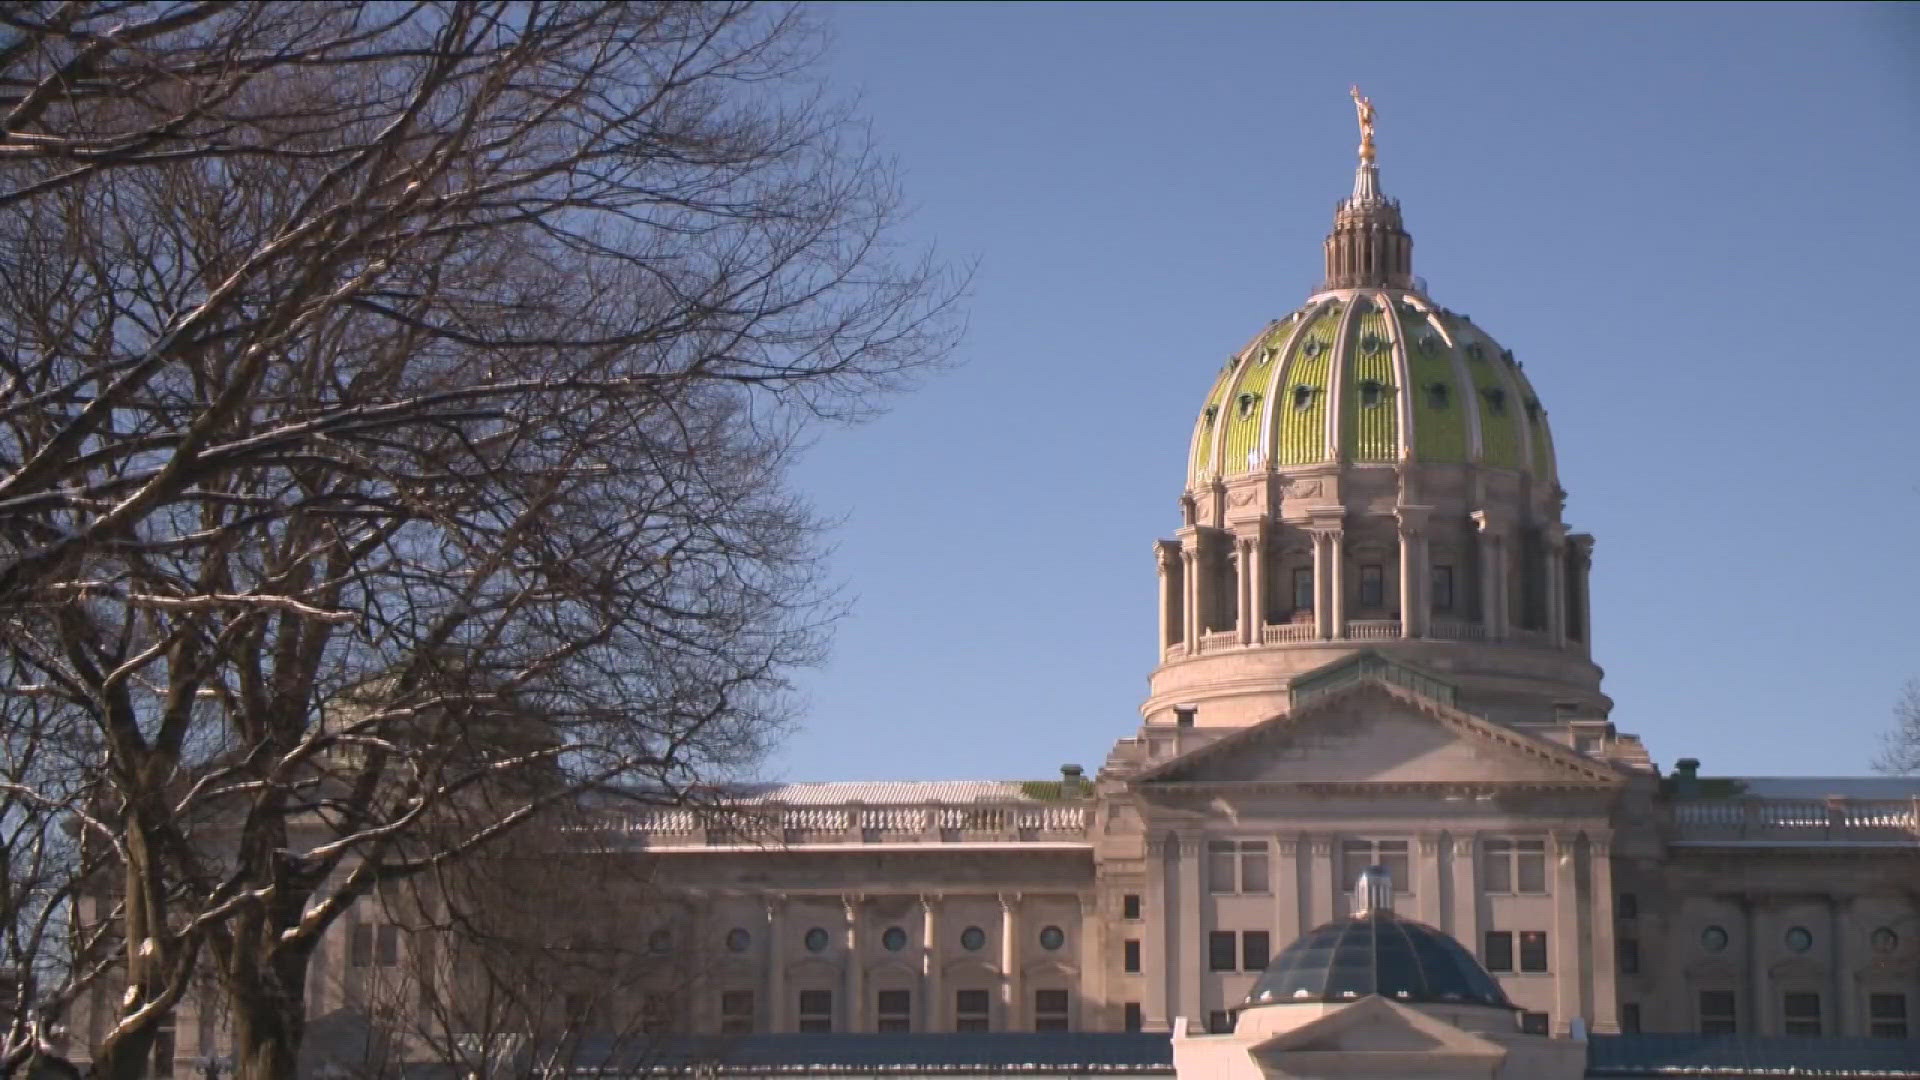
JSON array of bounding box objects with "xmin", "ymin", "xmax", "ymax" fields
[
  {"xmin": 1545, "ymin": 525, "xmax": 1568, "ymax": 647},
  {"xmin": 921, "ymin": 896, "xmax": 942, "ymax": 1033},
  {"xmin": 1588, "ymin": 837, "xmax": 1619, "ymax": 1034},
  {"xmin": 1079, "ymin": 894, "xmax": 1104, "ymax": 1031},
  {"xmin": 1473, "ymin": 513, "xmax": 1507, "ymax": 641},
  {"xmin": 1830, "ymin": 895, "xmax": 1853, "ymax": 1035},
  {"xmin": 1273, "ymin": 835, "xmax": 1303, "ymax": 944},
  {"xmin": 1327, "ymin": 531, "xmax": 1347, "ymax": 640},
  {"xmin": 1247, "ymin": 525, "xmax": 1267, "ymax": 645},
  {"xmin": 1309, "ymin": 838, "xmax": 1337, "ymax": 927},
  {"xmin": 1395, "ymin": 508, "xmax": 1429, "ymax": 639},
  {"xmin": 1181, "ymin": 543, "xmax": 1201, "ymax": 654},
  {"xmin": 1310, "ymin": 531, "xmax": 1333, "ymax": 640},
  {"xmin": 1551, "ymin": 832, "xmax": 1582, "ymax": 1034},
  {"xmin": 844, "ymin": 897, "xmax": 865, "ymax": 1032},
  {"xmin": 1743, "ymin": 896, "xmax": 1766, "ymax": 1034},
  {"xmin": 1144, "ymin": 836, "xmax": 1171, "ymax": 1031},
  {"xmin": 1449, "ymin": 834, "xmax": 1479, "ymax": 955},
  {"xmin": 1000, "ymin": 893, "xmax": 1022, "ymax": 1030},
  {"xmin": 1177, "ymin": 837, "xmax": 1205, "ymax": 1029},
  {"xmin": 1417, "ymin": 834, "xmax": 1444, "ymax": 924},
  {"xmin": 1235, "ymin": 536, "xmax": 1254, "ymax": 645},
  {"xmin": 767, "ymin": 896, "xmax": 787, "ymax": 1032},
  {"xmin": 1155, "ymin": 541, "xmax": 1181, "ymax": 653},
  {"xmin": 1570, "ymin": 535, "xmax": 1595, "ymax": 651}
]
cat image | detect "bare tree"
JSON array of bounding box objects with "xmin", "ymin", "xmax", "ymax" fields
[
  {"xmin": 1872, "ymin": 679, "xmax": 1920, "ymax": 775},
  {"xmin": 0, "ymin": 5, "xmax": 952, "ymax": 1080}
]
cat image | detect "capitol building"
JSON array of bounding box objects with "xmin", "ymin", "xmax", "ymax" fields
[{"xmin": 86, "ymin": 97, "xmax": 1920, "ymax": 1080}]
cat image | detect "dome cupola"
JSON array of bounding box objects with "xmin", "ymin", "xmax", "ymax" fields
[{"xmin": 1244, "ymin": 866, "xmax": 1512, "ymax": 1009}]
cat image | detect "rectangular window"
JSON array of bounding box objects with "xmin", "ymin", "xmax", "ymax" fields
[
  {"xmin": 1617, "ymin": 892, "xmax": 1639, "ymax": 920},
  {"xmin": 955, "ymin": 989, "xmax": 990, "ymax": 1033},
  {"xmin": 1122, "ymin": 893, "xmax": 1142, "ymax": 920},
  {"xmin": 1207, "ymin": 840, "xmax": 1269, "ymax": 893},
  {"xmin": 1783, "ymin": 991, "xmax": 1822, "ymax": 1036},
  {"xmin": 375, "ymin": 923, "xmax": 400, "ymax": 966},
  {"xmin": 1482, "ymin": 838, "xmax": 1547, "ymax": 894},
  {"xmin": 1869, "ymin": 993, "xmax": 1909, "ymax": 1038},
  {"xmin": 1292, "ymin": 568, "xmax": 1314, "ymax": 612},
  {"xmin": 642, "ymin": 993, "xmax": 674, "ymax": 1034},
  {"xmin": 1699, "ymin": 990, "xmax": 1737, "ymax": 1035},
  {"xmin": 1340, "ymin": 839, "xmax": 1411, "ymax": 894},
  {"xmin": 1484, "ymin": 931, "xmax": 1514, "ymax": 973},
  {"xmin": 1206, "ymin": 1010, "xmax": 1235, "ymax": 1034},
  {"xmin": 1123, "ymin": 939, "xmax": 1141, "ymax": 974},
  {"xmin": 1617, "ymin": 938, "xmax": 1639, "ymax": 975},
  {"xmin": 1431, "ymin": 565, "xmax": 1454, "ymax": 612},
  {"xmin": 1242, "ymin": 931, "xmax": 1270, "ymax": 973},
  {"xmin": 798, "ymin": 989, "xmax": 834, "ymax": 1033},
  {"xmin": 876, "ymin": 989, "xmax": 912, "ymax": 1033},
  {"xmin": 1208, "ymin": 930, "xmax": 1237, "ymax": 972},
  {"xmin": 350, "ymin": 924, "xmax": 373, "ymax": 967},
  {"xmin": 1620, "ymin": 1002, "xmax": 1641, "ymax": 1034},
  {"xmin": 1123, "ymin": 1002, "xmax": 1143, "ymax": 1033},
  {"xmin": 720, "ymin": 990, "xmax": 754, "ymax": 1035},
  {"xmin": 1519, "ymin": 931, "xmax": 1549, "ymax": 973},
  {"xmin": 1520, "ymin": 1011, "xmax": 1550, "ymax": 1036},
  {"xmin": 1358, "ymin": 563, "xmax": 1384, "ymax": 609},
  {"xmin": 1034, "ymin": 989, "xmax": 1070, "ymax": 1032}
]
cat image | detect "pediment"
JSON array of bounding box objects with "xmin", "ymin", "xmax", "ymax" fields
[
  {"xmin": 1251, "ymin": 996, "xmax": 1504, "ymax": 1058},
  {"xmin": 1138, "ymin": 678, "xmax": 1622, "ymax": 790}
]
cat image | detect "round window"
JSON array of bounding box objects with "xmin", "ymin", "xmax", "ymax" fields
[
  {"xmin": 647, "ymin": 929, "xmax": 672, "ymax": 955},
  {"xmin": 959, "ymin": 926, "xmax": 986, "ymax": 952},
  {"xmin": 1785, "ymin": 926, "xmax": 1813, "ymax": 953},
  {"xmin": 1871, "ymin": 927, "xmax": 1899, "ymax": 954},
  {"xmin": 1700, "ymin": 925, "xmax": 1729, "ymax": 953},
  {"xmin": 881, "ymin": 926, "xmax": 908, "ymax": 952},
  {"xmin": 804, "ymin": 927, "xmax": 830, "ymax": 953},
  {"xmin": 725, "ymin": 928, "xmax": 751, "ymax": 953},
  {"xmin": 1038, "ymin": 925, "xmax": 1066, "ymax": 951}
]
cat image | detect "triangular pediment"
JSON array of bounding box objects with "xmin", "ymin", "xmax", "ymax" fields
[
  {"xmin": 1138, "ymin": 677, "xmax": 1623, "ymax": 789},
  {"xmin": 1250, "ymin": 996, "xmax": 1505, "ymax": 1058}
]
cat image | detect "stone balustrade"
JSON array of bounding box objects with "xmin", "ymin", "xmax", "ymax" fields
[
  {"xmin": 1344, "ymin": 618, "xmax": 1401, "ymax": 640},
  {"xmin": 586, "ymin": 800, "xmax": 1094, "ymax": 848},
  {"xmin": 1668, "ymin": 797, "xmax": 1920, "ymax": 844}
]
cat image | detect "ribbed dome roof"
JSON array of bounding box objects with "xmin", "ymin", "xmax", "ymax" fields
[
  {"xmin": 1242, "ymin": 907, "xmax": 1512, "ymax": 1010},
  {"xmin": 1188, "ymin": 294, "xmax": 1555, "ymax": 483}
]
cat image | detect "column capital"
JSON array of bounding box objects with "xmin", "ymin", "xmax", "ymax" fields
[
  {"xmin": 1451, "ymin": 834, "xmax": 1477, "ymax": 859},
  {"xmin": 1155, "ymin": 538, "xmax": 1181, "ymax": 568},
  {"xmin": 1542, "ymin": 521, "xmax": 1570, "ymax": 550},
  {"xmin": 1470, "ymin": 508, "xmax": 1512, "ymax": 536},
  {"xmin": 998, "ymin": 892, "xmax": 1023, "ymax": 913},
  {"xmin": 1550, "ymin": 830, "xmax": 1581, "ymax": 859},
  {"xmin": 1310, "ymin": 838, "xmax": 1334, "ymax": 857}
]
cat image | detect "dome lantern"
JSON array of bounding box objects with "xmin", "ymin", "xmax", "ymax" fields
[{"xmin": 1322, "ymin": 87, "xmax": 1414, "ymax": 291}]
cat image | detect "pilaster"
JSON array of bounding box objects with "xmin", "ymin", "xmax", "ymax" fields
[
  {"xmin": 1309, "ymin": 837, "xmax": 1337, "ymax": 927},
  {"xmin": 1551, "ymin": 831, "xmax": 1581, "ymax": 1034},
  {"xmin": 1273, "ymin": 835, "xmax": 1303, "ymax": 944},
  {"xmin": 844, "ymin": 896, "xmax": 865, "ymax": 1032},
  {"xmin": 1145, "ymin": 836, "xmax": 1171, "ymax": 1031},
  {"xmin": 1472, "ymin": 511, "xmax": 1508, "ymax": 640},
  {"xmin": 999, "ymin": 893, "xmax": 1022, "ymax": 1030},
  {"xmin": 1416, "ymin": 833, "xmax": 1443, "ymax": 924},
  {"xmin": 1449, "ymin": 833, "xmax": 1479, "ymax": 954},
  {"xmin": 1396, "ymin": 505, "xmax": 1431, "ymax": 638},
  {"xmin": 1588, "ymin": 836, "xmax": 1619, "ymax": 1034},
  {"xmin": 767, "ymin": 896, "xmax": 787, "ymax": 1032},
  {"xmin": 1176, "ymin": 836, "xmax": 1204, "ymax": 1027},
  {"xmin": 920, "ymin": 896, "xmax": 941, "ymax": 1032}
]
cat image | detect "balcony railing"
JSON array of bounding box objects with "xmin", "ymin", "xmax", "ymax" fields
[
  {"xmin": 1427, "ymin": 618, "xmax": 1486, "ymax": 642},
  {"xmin": 587, "ymin": 801, "xmax": 1093, "ymax": 849},
  {"xmin": 1344, "ymin": 619, "xmax": 1401, "ymax": 641},
  {"xmin": 1669, "ymin": 798, "xmax": 1920, "ymax": 844},
  {"xmin": 1262, "ymin": 623, "xmax": 1320, "ymax": 644}
]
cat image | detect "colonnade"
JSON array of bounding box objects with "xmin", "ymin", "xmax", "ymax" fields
[{"xmin": 1156, "ymin": 514, "xmax": 1592, "ymax": 654}]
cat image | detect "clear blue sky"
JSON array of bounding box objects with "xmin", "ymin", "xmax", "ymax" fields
[{"xmin": 768, "ymin": 2, "xmax": 1920, "ymax": 783}]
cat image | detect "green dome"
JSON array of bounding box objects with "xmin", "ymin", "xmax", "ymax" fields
[{"xmin": 1187, "ymin": 292, "xmax": 1555, "ymax": 483}]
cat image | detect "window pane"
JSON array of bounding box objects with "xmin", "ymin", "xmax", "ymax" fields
[
  {"xmin": 350, "ymin": 924, "xmax": 373, "ymax": 967},
  {"xmin": 1293, "ymin": 568, "xmax": 1314, "ymax": 611},
  {"xmin": 375, "ymin": 924, "xmax": 400, "ymax": 966},
  {"xmin": 1122, "ymin": 894, "xmax": 1141, "ymax": 920},
  {"xmin": 1617, "ymin": 938, "xmax": 1639, "ymax": 974},
  {"xmin": 1381, "ymin": 845, "xmax": 1411, "ymax": 893},
  {"xmin": 1123, "ymin": 1002, "xmax": 1143, "ymax": 1032},
  {"xmin": 1620, "ymin": 1003, "xmax": 1641, "ymax": 1034},
  {"xmin": 1340, "ymin": 840, "xmax": 1373, "ymax": 891},
  {"xmin": 1206, "ymin": 1010, "xmax": 1232, "ymax": 1034},
  {"xmin": 1484, "ymin": 931, "xmax": 1513, "ymax": 972},
  {"xmin": 1123, "ymin": 939, "xmax": 1141, "ymax": 973},
  {"xmin": 1520, "ymin": 1012, "xmax": 1550, "ymax": 1035},
  {"xmin": 955, "ymin": 1017, "xmax": 988, "ymax": 1033},
  {"xmin": 1870, "ymin": 993, "xmax": 1907, "ymax": 1019},
  {"xmin": 1207, "ymin": 843, "xmax": 1237, "ymax": 893},
  {"xmin": 1240, "ymin": 843, "xmax": 1269, "ymax": 893},
  {"xmin": 1519, "ymin": 931, "xmax": 1549, "ymax": 973},
  {"xmin": 956, "ymin": 989, "xmax": 990, "ymax": 1013},
  {"xmin": 1482, "ymin": 843, "xmax": 1512, "ymax": 893},
  {"xmin": 1432, "ymin": 565, "xmax": 1454, "ymax": 611},
  {"xmin": 1783, "ymin": 992, "xmax": 1821, "ymax": 1034},
  {"xmin": 1359, "ymin": 564, "xmax": 1384, "ymax": 608},
  {"xmin": 1208, "ymin": 931, "xmax": 1237, "ymax": 972},
  {"xmin": 1243, "ymin": 931, "xmax": 1270, "ymax": 972},
  {"xmin": 1699, "ymin": 990, "xmax": 1736, "ymax": 1035},
  {"xmin": 1516, "ymin": 849, "xmax": 1547, "ymax": 894}
]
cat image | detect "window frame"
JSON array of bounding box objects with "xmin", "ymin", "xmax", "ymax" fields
[
  {"xmin": 1339, "ymin": 838, "xmax": 1411, "ymax": 895},
  {"xmin": 1122, "ymin": 893, "xmax": 1142, "ymax": 920},
  {"xmin": 1869, "ymin": 992, "xmax": 1909, "ymax": 1038},
  {"xmin": 1698, "ymin": 989, "xmax": 1738, "ymax": 1035},
  {"xmin": 719, "ymin": 989, "xmax": 755, "ymax": 1035},
  {"xmin": 1242, "ymin": 930, "xmax": 1270, "ymax": 973},
  {"xmin": 1291, "ymin": 567, "xmax": 1314, "ymax": 613},
  {"xmin": 1208, "ymin": 930, "xmax": 1237, "ymax": 972},
  {"xmin": 1357, "ymin": 563, "xmax": 1385, "ymax": 609},
  {"xmin": 1484, "ymin": 930, "xmax": 1514, "ymax": 973},
  {"xmin": 1519, "ymin": 930, "xmax": 1549, "ymax": 973},
  {"xmin": 1782, "ymin": 990, "xmax": 1822, "ymax": 1037},
  {"xmin": 954, "ymin": 988, "xmax": 991, "ymax": 1033},
  {"xmin": 1123, "ymin": 1002, "xmax": 1144, "ymax": 1032},
  {"xmin": 797, "ymin": 989, "xmax": 834, "ymax": 1034},
  {"xmin": 875, "ymin": 988, "xmax": 913, "ymax": 1033},
  {"xmin": 1431, "ymin": 564, "xmax": 1454, "ymax": 612},
  {"xmin": 1206, "ymin": 839, "xmax": 1270, "ymax": 894},
  {"xmin": 1481, "ymin": 837, "xmax": 1548, "ymax": 895},
  {"xmin": 1123, "ymin": 938, "xmax": 1141, "ymax": 974},
  {"xmin": 1033, "ymin": 988, "xmax": 1070, "ymax": 1032}
]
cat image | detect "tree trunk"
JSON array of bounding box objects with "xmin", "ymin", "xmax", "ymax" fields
[{"xmin": 230, "ymin": 986, "xmax": 303, "ymax": 1080}]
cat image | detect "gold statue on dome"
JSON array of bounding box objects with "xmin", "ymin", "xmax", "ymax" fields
[{"xmin": 1351, "ymin": 85, "xmax": 1376, "ymax": 163}]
